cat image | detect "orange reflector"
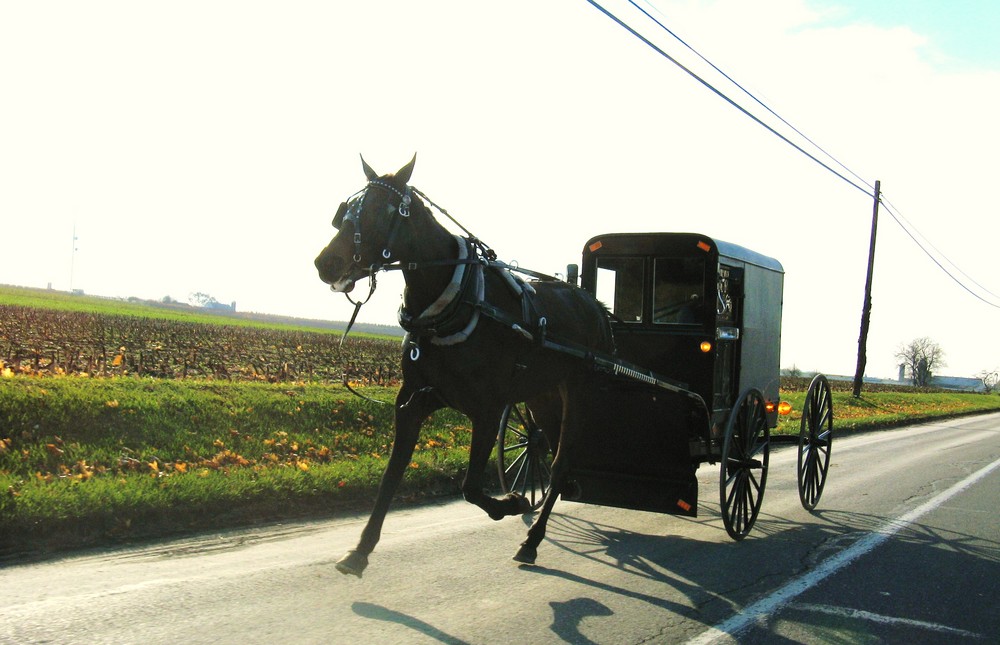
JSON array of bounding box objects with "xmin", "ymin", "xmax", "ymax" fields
[
  {"xmin": 765, "ymin": 401, "xmax": 793, "ymax": 415},
  {"xmin": 677, "ymin": 499, "xmax": 691, "ymax": 512},
  {"xmin": 696, "ymin": 240, "xmax": 711, "ymax": 252},
  {"xmin": 699, "ymin": 341, "xmax": 712, "ymax": 353},
  {"xmin": 589, "ymin": 241, "xmax": 603, "ymax": 252}
]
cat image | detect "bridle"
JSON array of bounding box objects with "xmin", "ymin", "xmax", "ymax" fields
[
  {"xmin": 334, "ymin": 178, "xmax": 413, "ymax": 268},
  {"xmin": 329, "ymin": 179, "xmax": 415, "ymax": 343},
  {"xmin": 329, "ymin": 178, "xmax": 554, "ymax": 346}
]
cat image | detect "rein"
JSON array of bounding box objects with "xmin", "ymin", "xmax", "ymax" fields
[
  {"xmin": 410, "ymin": 186, "xmax": 497, "ymax": 263},
  {"xmin": 334, "ymin": 181, "xmax": 563, "ymax": 346},
  {"xmin": 339, "ymin": 273, "xmax": 376, "ymax": 347}
]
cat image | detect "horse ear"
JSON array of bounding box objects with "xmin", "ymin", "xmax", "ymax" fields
[
  {"xmin": 394, "ymin": 153, "xmax": 417, "ymax": 184},
  {"xmin": 360, "ymin": 155, "xmax": 379, "ymax": 181}
]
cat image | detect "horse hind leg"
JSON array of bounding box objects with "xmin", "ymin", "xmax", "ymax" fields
[
  {"xmin": 513, "ymin": 384, "xmax": 578, "ymax": 565},
  {"xmin": 512, "ymin": 452, "xmax": 567, "ymax": 565}
]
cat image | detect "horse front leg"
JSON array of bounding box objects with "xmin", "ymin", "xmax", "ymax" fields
[
  {"xmin": 335, "ymin": 388, "xmax": 436, "ymax": 578},
  {"xmin": 461, "ymin": 411, "xmax": 533, "ymax": 521}
]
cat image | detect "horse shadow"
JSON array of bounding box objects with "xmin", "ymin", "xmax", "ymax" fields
[
  {"xmin": 352, "ymin": 597, "xmax": 614, "ymax": 645},
  {"xmin": 349, "ymin": 504, "xmax": 1000, "ymax": 643},
  {"xmin": 351, "ymin": 602, "xmax": 470, "ymax": 645}
]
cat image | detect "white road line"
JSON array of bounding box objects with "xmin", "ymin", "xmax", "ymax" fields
[
  {"xmin": 687, "ymin": 456, "xmax": 1000, "ymax": 645},
  {"xmin": 788, "ymin": 603, "xmax": 985, "ymax": 640}
]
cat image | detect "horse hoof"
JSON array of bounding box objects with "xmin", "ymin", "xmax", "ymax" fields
[
  {"xmin": 335, "ymin": 550, "xmax": 368, "ymax": 578},
  {"xmin": 500, "ymin": 492, "xmax": 533, "ymax": 516},
  {"xmin": 512, "ymin": 544, "xmax": 537, "ymax": 565}
]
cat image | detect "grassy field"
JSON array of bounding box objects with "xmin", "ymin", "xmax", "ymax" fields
[
  {"xmin": 775, "ymin": 379, "xmax": 1000, "ymax": 433},
  {"xmin": 0, "ymin": 377, "xmax": 472, "ymax": 556},
  {"xmin": 1, "ymin": 285, "xmax": 298, "ymax": 330},
  {"xmin": 2, "ymin": 286, "xmax": 998, "ymax": 558},
  {"xmin": 0, "ymin": 284, "xmax": 401, "ymax": 337},
  {"xmin": 2, "ymin": 374, "xmax": 999, "ymax": 557},
  {"xmin": 0, "ymin": 285, "xmax": 402, "ymax": 383}
]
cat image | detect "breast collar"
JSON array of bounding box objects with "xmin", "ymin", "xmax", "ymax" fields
[{"xmin": 398, "ymin": 236, "xmax": 484, "ymax": 346}]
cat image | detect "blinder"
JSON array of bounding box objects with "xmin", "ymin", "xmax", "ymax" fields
[
  {"xmin": 332, "ymin": 202, "xmax": 347, "ymax": 229},
  {"xmin": 332, "ymin": 189, "xmax": 367, "ymax": 230}
]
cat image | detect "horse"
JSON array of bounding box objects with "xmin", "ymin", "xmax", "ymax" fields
[{"xmin": 314, "ymin": 155, "xmax": 615, "ymax": 576}]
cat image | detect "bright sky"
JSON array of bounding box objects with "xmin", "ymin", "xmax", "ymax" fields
[{"xmin": 2, "ymin": 0, "xmax": 999, "ymax": 381}]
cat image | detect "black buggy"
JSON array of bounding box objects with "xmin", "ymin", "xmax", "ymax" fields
[
  {"xmin": 497, "ymin": 232, "xmax": 834, "ymax": 540},
  {"xmin": 318, "ymin": 158, "xmax": 838, "ymax": 574}
]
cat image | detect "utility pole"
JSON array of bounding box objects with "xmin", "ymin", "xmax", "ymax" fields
[{"xmin": 853, "ymin": 180, "xmax": 881, "ymax": 398}]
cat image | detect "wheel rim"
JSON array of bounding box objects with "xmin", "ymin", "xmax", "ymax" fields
[
  {"xmin": 719, "ymin": 389, "xmax": 770, "ymax": 540},
  {"xmin": 798, "ymin": 374, "xmax": 833, "ymax": 511},
  {"xmin": 497, "ymin": 403, "xmax": 553, "ymax": 510}
]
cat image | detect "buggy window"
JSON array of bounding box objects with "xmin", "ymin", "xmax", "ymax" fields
[
  {"xmin": 596, "ymin": 257, "xmax": 643, "ymax": 322},
  {"xmin": 653, "ymin": 257, "xmax": 705, "ymax": 325}
]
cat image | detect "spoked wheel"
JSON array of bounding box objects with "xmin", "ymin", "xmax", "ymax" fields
[
  {"xmin": 497, "ymin": 402, "xmax": 554, "ymax": 510},
  {"xmin": 798, "ymin": 374, "xmax": 834, "ymax": 511},
  {"xmin": 719, "ymin": 388, "xmax": 770, "ymax": 540}
]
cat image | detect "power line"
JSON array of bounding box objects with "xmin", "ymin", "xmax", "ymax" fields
[
  {"xmin": 630, "ymin": 0, "xmax": 876, "ymax": 195},
  {"xmin": 881, "ymin": 194, "xmax": 1000, "ymax": 302},
  {"xmin": 582, "ymin": 0, "xmax": 873, "ymax": 198},
  {"xmin": 880, "ymin": 197, "xmax": 1000, "ymax": 308},
  {"xmin": 585, "ymin": 0, "xmax": 1000, "ymax": 309}
]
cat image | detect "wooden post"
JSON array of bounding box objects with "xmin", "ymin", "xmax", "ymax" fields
[{"xmin": 853, "ymin": 180, "xmax": 881, "ymax": 398}]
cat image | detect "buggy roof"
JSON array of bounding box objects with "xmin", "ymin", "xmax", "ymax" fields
[
  {"xmin": 713, "ymin": 238, "xmax": 783, "ymax": 274},
  {"xmin": 584, "ymin": 232, "xmax": 783, "ymax": 275}
]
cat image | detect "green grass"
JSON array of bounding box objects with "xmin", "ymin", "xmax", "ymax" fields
[
  {"xmin": 3, "ymin": 375, "xmax": 998, "ymax": 557},
  {"xmin": 1, "ymin": 285, "xmax": 270, "ymax": 327},
  {"xmin": 0, "ymin": 284, "xmax": 393, "ymax": 338},
  {"xmin": 775, "ymin": 385, "xmax": 1000, "ymax": 435},
  {"xmin": 0, "ymin": 377, "xmax": 471, "ymax": 555}
]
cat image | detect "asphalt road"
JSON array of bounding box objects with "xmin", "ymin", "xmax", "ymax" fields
[{"xmin": 2, "ymin": 412, "xmax": 998, "ymax": 644}]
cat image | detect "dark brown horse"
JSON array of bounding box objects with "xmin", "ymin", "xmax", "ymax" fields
[{"xmin": 314, "ymin": 155, "xmax": 614, "ymax": 576}]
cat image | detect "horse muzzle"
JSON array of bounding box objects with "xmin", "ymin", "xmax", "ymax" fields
[
  {"xmin": 315, "ymin": 254, "xmax": 367, "ymax": 294},
  {"xmin": 329, "ymin": 277, "xmax": 357, "ymax": 294}
]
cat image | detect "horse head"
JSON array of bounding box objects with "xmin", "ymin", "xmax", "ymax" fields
[{"xmin": 314, "ymin": 154, "xmax": 418, "ymax": 293}]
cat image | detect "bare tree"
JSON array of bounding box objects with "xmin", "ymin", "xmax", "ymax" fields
[
  {"xmin": 977, "ymin": 369, "xmax": 999, "ymax": 394},
  {"xmin": 189, "ymin": 292, "xmax": 219, "ymax": 308},
  {"xmin": 894, "ymin": 337, "xmax": 946, "ymax": 386}
]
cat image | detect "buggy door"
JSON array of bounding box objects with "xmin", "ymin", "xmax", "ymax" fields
[{"xmin": 712, "ymin": 264, "xmax": 743, "ymax": 429}]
